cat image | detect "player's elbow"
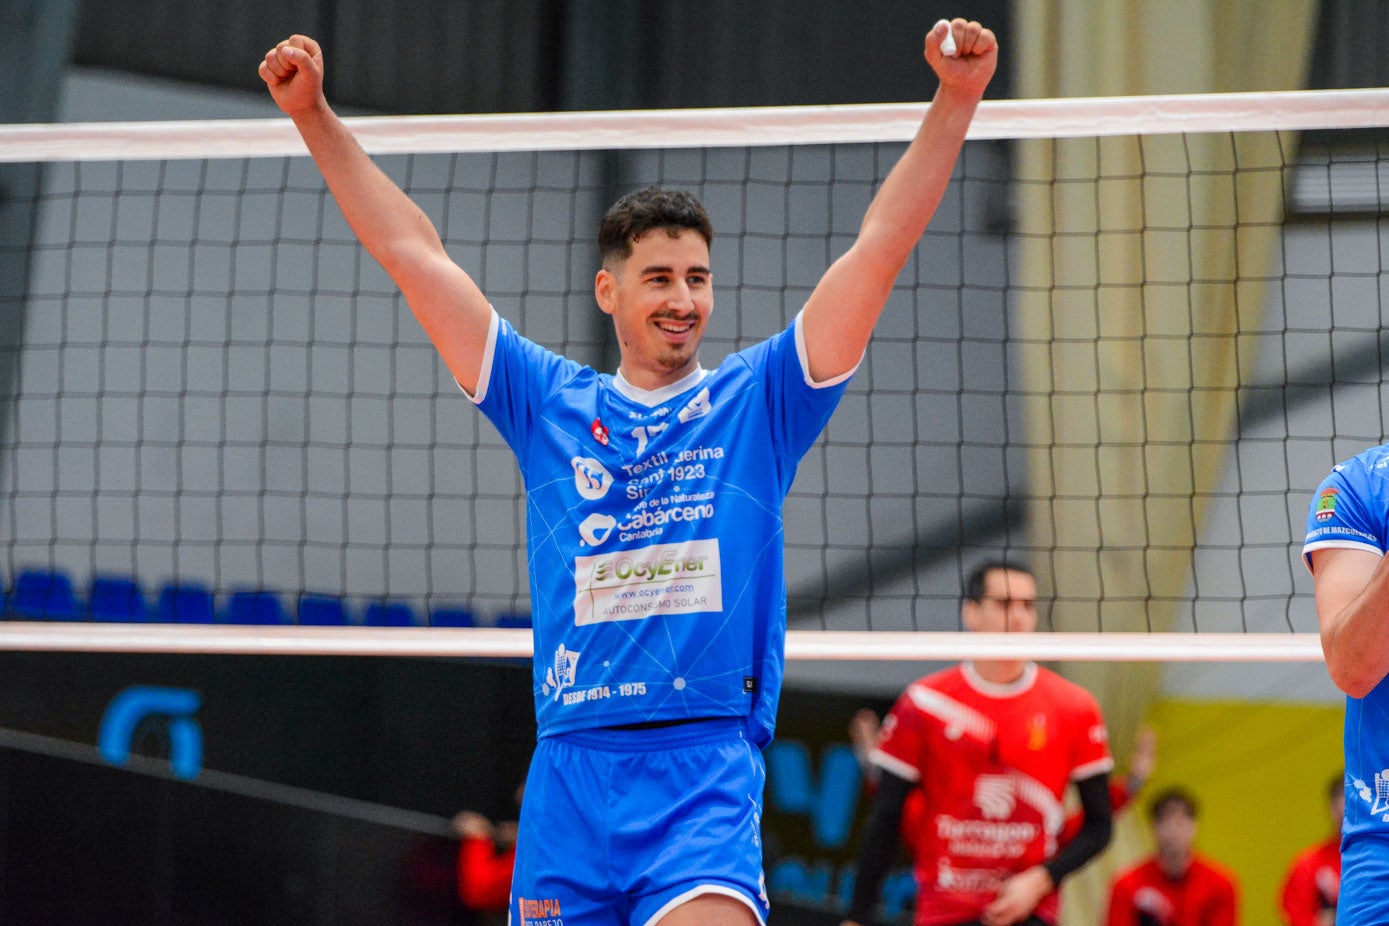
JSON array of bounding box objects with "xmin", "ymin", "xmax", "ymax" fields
[
  {"xmin": 1323, "ymin": 642, "xmax": 1384, "ymax": 699},
  {"xmin": 375, "ymin": 236, "xmax": 444, "ymax": 279},
  {"xmin": 849, "ymin": 236, "xmax": 912, "ymax": 282},
  {"xmin": 1329, "ymin": 663, "xmax": 1380, "ymax": 699}
]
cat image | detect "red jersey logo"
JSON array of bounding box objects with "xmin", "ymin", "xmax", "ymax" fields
[{"xmin": 590, "ymin": 418, "xmax": 610, "ymax": 446}]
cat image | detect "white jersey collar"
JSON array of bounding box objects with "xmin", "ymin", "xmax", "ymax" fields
[
  {"xmin": 962, "ymin": 660, "xmax": 1039, "ymax": 697},
  {"xmin": 613, "ymin": 366, "xmax": 710, "ymax": 407}
]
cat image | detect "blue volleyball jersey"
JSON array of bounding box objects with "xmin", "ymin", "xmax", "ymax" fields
[
  {"xmin": 1303, "ymin": 443, "xmax": 1389, "ymax": 856},
  {"xmin": 472, "ymin": 309, "xmax": 851, "ymax": 745}
]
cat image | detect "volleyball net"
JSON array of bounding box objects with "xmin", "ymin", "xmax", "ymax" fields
[{"xmin": 3, "ymin": 89, "xmax": 1387, "ymax": 660}]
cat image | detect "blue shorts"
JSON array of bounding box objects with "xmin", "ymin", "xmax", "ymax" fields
[
  {"xmin": 511, "ymin": 717, "xmax": 768, "ymax": 926},
  {"xmin": 1338, "ymin": 832, "xmax": 1389, "ymax": 925}
]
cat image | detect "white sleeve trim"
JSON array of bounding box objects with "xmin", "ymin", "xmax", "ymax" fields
[
  {"xmin": 458, "ymin": 308, "xmax": 500, "ymax": 404},
  {"xmin": 1071, "ymin": 756, "xmax": 1116, "ymax": 781},
  {"xmin": 868, "ymin": 748, "xmax": 921, "ymax": 783},
  {"xmin": 793, "ymin": 308, "xmax": 861, "ymax": 389},
  {"xmin": 1302, "ymin": 539, "xmax": 1384, "ymax": 574}
]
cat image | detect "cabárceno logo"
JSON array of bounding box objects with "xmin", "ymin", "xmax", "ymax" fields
[
  {"xmin": 577, "ymin": 500, "xmax": 713, "ymax": 549},
  {"xmin": 573, "ymin": 538, "xmax": 723, "ymax": 626}
]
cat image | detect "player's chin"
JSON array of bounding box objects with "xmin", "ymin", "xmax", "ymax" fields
[{"xmin": 656, "ymin": 345, "xmax": 698, "ymax": 371}]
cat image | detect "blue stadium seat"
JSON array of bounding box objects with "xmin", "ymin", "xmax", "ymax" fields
[
  {"xmin": 10, "ymin": 568, "xmax": 82, "ymax": 621},
  {"xmin": 88, "ymin": 575, "xmax": 148, "ymax": 622},
  {"xmin": 363, "ymin": 601, "xmax": 416, "ymax": 627},
  {"xmin": 155, "ymin": 582, "xmax": 216, "ymax": 624},
  {"xmin": 429, "ymin": 606, "xmax": 476, "ymax": 628},
  {"xmin": 224, "ymin": 590, "xmax": 290, "ymax": 625},
  {"xmin": 494, "ymin": 612, "xmax": 532, "ymax": 629},
  {"xmin": 297, "ymin": 595, "xmax": 348, "ymax": 626}
]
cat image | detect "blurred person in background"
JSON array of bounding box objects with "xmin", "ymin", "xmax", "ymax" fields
[
  {"xmin": 1279, "ymin": 775, "xmax": 1343, "ymax": 926},
  {"xmin": 1105, "ymin": 787, "xmax": 1238, "ymax": 926}
]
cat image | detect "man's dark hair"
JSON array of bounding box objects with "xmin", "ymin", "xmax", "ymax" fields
[
  {"xmin": 964, "ymin": 561, "xmax": 1034, "ymax": 603},
  {"xmin": 1149, "ymin": 786, "xmax": 1199, "ymax": 822},
  {"xmin": 598, "ymin": 187, "xmax": 713, "ymax": 266},
  {"xmin": 1329, "ymin": 773, "xmax": 1345, "ymax": 802}
]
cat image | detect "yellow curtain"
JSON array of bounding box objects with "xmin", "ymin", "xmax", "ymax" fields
[{"xmin": 1009, "ymin": 3, "xmax": 1317, "ymax": 923}]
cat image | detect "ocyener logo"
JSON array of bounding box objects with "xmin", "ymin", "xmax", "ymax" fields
[{"xmin": 592, "ymin": 548, "xmax": 709, "ymax": 583}]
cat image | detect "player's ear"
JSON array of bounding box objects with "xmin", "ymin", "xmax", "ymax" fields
[
  {"xmin": 961, "ymin": 599, "xmax": 981, "ymax": 632},
  {"xmin": 595, "ymin": 267, "xmax": 617, "ymax": 316}
]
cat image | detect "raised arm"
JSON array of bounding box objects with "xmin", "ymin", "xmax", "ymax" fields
[
  {"xmin": 259, "ymin": 36, "xmax": 492, "ymax": 394},
  {"xmin": 800, "ymin": 18, "xmax": 997, "ymax": 383},
  {"xmin": 1310, "ymin": 546, "xmax": 1389, "ymax": 697}
]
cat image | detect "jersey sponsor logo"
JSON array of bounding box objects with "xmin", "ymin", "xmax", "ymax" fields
[
  {"xmin": 516, "ymin": 895, "xmax": 563, "ymax": 925},
  {"xmin": 571, "ymin": 456, "xmax": 614, "ymax": 501},
  {"xmin": 677, "ymin": 386, "xmax": 712, "ymax": 423},
  {"xmin": 616, "ymin": 500, "xmax": 714, "ymax": 540},
  {"xmin": 620, "ymin": 444, "xmax": 723, "ymax": 479},
  {"xmin": 542, "ymin": 644, "xmax": 581, "ymax": 700},
  {"xmin": 967, "ymin": 771, "xmax": 1064, "ymax": 838},
  {"xmin": 1354, "ymin": 770, "xmax": 1389, "ymax": 820},
  {"xmin": 935, "ymin": 813, "xmax": 1039, "ymax": 860},
  {"xmin": 935, "ymin": 859, "xmax": 1006, "ymax": 893},
  {"xmin": 974, "ymin": 774, "xmax": 1017, "ymax": 819},
  {"xmin": 572, "ymin": 538, "xmax": 723, "ymax": 625},
  {"xmin": 1026, "ymin": 713, "xmax": 1047, "ymax": 750},
  {"xmin": 590, "ymin": 418, "xmax": 610, "ymax": 446},
  {"xmin": 578, "ymin": 513, "xmax": 617, "ymax": 547},
  {"xmin": 626, "ymin": 467, "xmax": 666, "ymax": 501},
  {"xmin": 1316, "ymin": 487, "xmax": 1339, "ymax": 522},
  {"xmin": 1304, "ymin": 524, "xmax": 1377, "ymax": 544}
]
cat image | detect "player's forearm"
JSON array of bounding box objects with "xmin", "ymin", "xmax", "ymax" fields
[
  {"xmin": 1043, "ymin": 774, "xmax": 1112, "ymax": 884},
  {"xmin": 290, "ymin": 102, "xmax": 448, "ymax": 278},
  {"xmin": 854, "ymin": 83, "xmax": 982, "ymax": 271},
  {"xmin": 844, "ymin": 771, "xmax": 911, "ymax": 924}
]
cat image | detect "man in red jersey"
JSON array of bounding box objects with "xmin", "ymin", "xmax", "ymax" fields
[
  {"xmin": 842, "ymin": 561, "xmax": 1114, "ymax": 926},
  {"xmin": 452, "ymin": 808, "xmax": 517, "ymax": 920},
  {"xmin": 1106, "ymin": 788, "xmax": 1238, "ymax": 926},
  {"xmin": 1279, "ymin": 776, "xmax": 1343, "ymax": 926}
]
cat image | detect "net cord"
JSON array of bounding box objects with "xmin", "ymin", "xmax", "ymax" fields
[
  {"xmin": 0, "ymin": 625, "xmax": 1324, "ymax": 661},
  {"xmin": 1, "ymin": 87, "xmax": 1387, "ymax": 163},
  {"xmin": 0, "ymin": 88, "xmax": 1348, "ymax": 661}
]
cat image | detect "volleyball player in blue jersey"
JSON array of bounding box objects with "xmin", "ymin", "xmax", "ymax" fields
[
  {"xmin": 1305, "ymin": 444, "xmax": 1389, "ymax": 925},
  {"xmin": 261, "ymin": 18, "xmax": 996, "ymax": 926}
]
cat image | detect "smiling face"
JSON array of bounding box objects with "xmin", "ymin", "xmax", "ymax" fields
[{"xmin": 595, "ymin": 228, "xmax": 713, "ymax": 390}]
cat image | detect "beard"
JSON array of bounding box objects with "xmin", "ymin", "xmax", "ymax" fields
[{"xmin": 655, "ymin": 344, "xmax": 696, "ymax": 370}]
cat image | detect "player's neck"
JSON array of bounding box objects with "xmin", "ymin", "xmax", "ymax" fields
[
  {"xmin": 1158, "ymin": 848, "xmax": 1192, "ymax": 879},
  {"xmin": 616, "ymin": 357, "xmax": 702, "ymax": 393},
  {"xmin": 971, "ymin": 658, "xmax": 1027, "ymax": 686}
]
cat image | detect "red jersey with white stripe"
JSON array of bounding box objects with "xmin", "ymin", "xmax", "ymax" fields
[{"xmin": 871, "ymin": 662, "xmax": 1113, "ymax": 926}]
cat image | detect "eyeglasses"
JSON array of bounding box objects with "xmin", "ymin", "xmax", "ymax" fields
[{"xmin": 975, "ymin": 596, "xmax": 1038, "ymax": 609}]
